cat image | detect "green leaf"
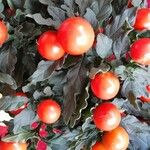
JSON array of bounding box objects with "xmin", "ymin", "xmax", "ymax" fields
[
  {"xmin": 91, "ymin": 0, "xmax": 113, "ymax": 21},
  {"xmin": 47, "ymin": 6, "xmax": 66, "ymax": 23},
  {"xmin": 61, "ymin": 0, "xmax": 75, "ymax": 17},
  {"xmin": 13, "ymin": 108, "xmax": 37, "ymax": 134},
  {"xmin": 96, "ymin": 33, "xmax": 113, "ymax": 58},
  {"xmin": 39, "ymin": 0, "xmax": 54, "ymax": 5},
  {"xmin": 75, "ymin": 0, "xmax": 92, "ymax": 16},
  {"xmin": 115, "ymin": 65, "xmax": 128, "ymax": 80},
  {"xmin": 7, "ymin": 0, "xmax": 26, "ymax": 9},
  {"xmin": 2, "ymin": 131, "xmax": 34, "ymax": 142},
  {"xmin": 84, "ymin": 8, "xmax": 98, "ymax": 28},
  {"xmin": 122, "ymin": 115, "xmax": 150, "ymax": 150},
  {"xmin": 0, "ymin": 72, "xmax": 17, "ymax": 89},
  {"xmin": 113, "ymin": 33, "xmax": 130, "ymax": 59},
  {"xmin": 121, "ymin": 68, "xmax": 150, "ymax": 98},
  {"xmin": 89, "ymin": 62, "xmax": 110, "ymax": 79},
  {"xmin": 0, "ymin": 95, "xmax": 29, "ymax": 111},
  {"xmin": 69, "ymin": 84, "xmax": 89, "ymax": 127},
  {"xmin": 26, "ymin": 13, "xmax": 60, "ymax": 28},
  {"xmin": 28, "ymin": 60, "xmax": 63, "ymax": 84},
  {"xmin": 0, "ymin": 44, "xmax": 17, "ymax": 75},
  {"xmin": 0, "ymin": 2, "xmax": 4, "ymax": 13},
  {"xmin": 106, "ymin": 8, "xmax": 136, "ymax": 38},
  {"xmin": 63, "ymin": 57, "xmax": 89, "ymax": 126},
  {"xmin": 131, "ymin": 0, "xmax": 142, "ymax": 7}
]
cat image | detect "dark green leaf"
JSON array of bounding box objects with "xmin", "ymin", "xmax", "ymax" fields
[
  {"xmin": 96, "ymin": 33, "xmax": 113, "ymax": 58},
  {"xmin": 112, "ymin": 33, "xmax": 130, "ymax": 59},
  {"xmin": 84, "ymin": 8, "xmax": 98, "ymax": 28},
  {"xmin": 47, "ymin": 6, "xmax": 66, "ymax": 23},
  {"xmin": 106, "ymin": 8, "xmax": 136, "ymax": 38},
  {"xmin": 63, "ymin": 57, "xmax": 89, "ymax": 126},
  {"xmin": 28, "ymin": 60, "xmax": 63, "ymax": 84},
  {"xmin": 75, "ymin": 0, "xmax": 93, "ymax": 16},
  {"xmin": 0, "ymin": 44, "xmax": 17, "ymax": 75},
  {"xmin": 2, "ymin": 131, "xmax": 34, "ymax": 142},
  {"xmin": 91, "ymin": 0, "xmax": 113, "ymax": 21},
  {"xmin": 0, "ymin": 95, "xmax": 29, "ymax": 111},
  {"xmin": 0, "ymin": 72, "xmax": 17, "ymax": 89},
  {"xmin": 13, "ymin": 108, "xmax": 37, "ymax": 134},
  {"xmin": 122, "ymin": 115, "xmax": 150, "ymax": 150},
  {"xmin": 26, "ymin": 13, "xmax": 60, "ymax": 28}
]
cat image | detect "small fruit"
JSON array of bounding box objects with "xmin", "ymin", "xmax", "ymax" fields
[
  {"xmin": 140, "ymin": 96, "xmax": 150, "ymax": 102},
  {"xmin": 91, "ymin": 72, "xmax": 120, "ymax": 100},
  {"xmin": 57, "ymin": 17, "xmax": 95, "ymax": 55},
  {"xmin": 92, "ymin": 142, "xmax": 106, "ymax": 150},
  {"xmin": 130, "ymin": 38, "xmax": 150, "ymax": 65},
  {"xmin": 37, "ymin": 99, "xmax": 61, "ymax": 124},
  {"xmin": 93, "ymin": 102, "xmax": 121, "ymax": 131},
  {"xmin": 102, "ymin": 126, "xmax": 129, "ymax": 150},
  {"xmin": 146, "ymin": 85, "xmax": 150, "ymax": 93},
  {"xmin": 0, "ymin": 21, "xmax": 8, "ymax": 45},
  {"xmin": 37, "ymin": 31, "xmax": 65, "ymax": 60},
  {"xmin": 0, "ymin": 141, "xmax": 27, "ymax": 150},
  {"xmin": 134, "ymin": 8, "xmax": 150, "ymax": 30},
  {"xmin": 10, "ymin": 92, "xmax": 27, "ymax": 115}
]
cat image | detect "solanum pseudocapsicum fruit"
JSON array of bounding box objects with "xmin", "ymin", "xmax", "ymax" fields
[
  {"xmin": 0, "ymin": 21, "xmax": 8, "ymax": 46},
  {"xmin": 102, "ymin": 126, "xmax": 129, "ymax": 150},
  {"xmin": 130, "ymin": 38, "xmax": 150, "ymax": 65},
  {"xmin": 91, "ymin": 72, "xmax": 120, "ymax": 100},
  {"xmin": 92, "ymin": 142, "xmax": 106, "ymax": 150},
  {"xmin": 93, "ymin": 102, "xmax": 121, "ymax": 131},
  {"xmin": 134, "ymin": 8, "xmax": 150, "ymax": 30},
  {"xmin": 10, "ymin": 92, "xmax": 27, "ymax": 115},
  {"xmin": 140, "ymin": 96, "xmax": 150, "ymax": 102},
  {"xmin": 0, "ymin": 141, "xmax": 27, "ymax": 150},
  {"xmin": 37, "ymin": 31, "xmax": 65, "ymax": 60},
  {"xmin": 57, "ymin": 17, "xmax": 95, "ymax": 55},
  {"xmin": 37, "ymin": 99, "xmax": 61, "ymax": 124}
]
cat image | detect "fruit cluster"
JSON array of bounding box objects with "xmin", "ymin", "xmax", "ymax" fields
[
  {"xmin": 37, "ymin": 17, "xmax": 95, "ymax": 60},
  {"xmin": 0, "ymin": 5, "xmax": 150, "ymax": 150}
]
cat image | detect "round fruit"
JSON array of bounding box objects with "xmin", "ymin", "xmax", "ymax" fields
[
  {"xmin": 102, "ymin": 126, "xmax": 129, "ymax": 150},
  {"xmin": 93, "ymin": 102, "xmax": 121, "ymax": 131},
  {"xmin": 37, "ymin": 31, "xmax": 65, "ymax": 60},
  {"xmin": 146, "ymin": 85, "xmax": 150, "ymax": 93},
  {"xmin": 130, "ymin": 38, "xmax": 150, "ymax": 65},
  {"xmin": 57, "ymin": 17, "xmax": 95, "ymax": 55},
  {"xmin": 0, "ymin": 21, "xmax": 8, "ymax": 45},
  {"xmin": 10, "ymin": 92, "xmax": 27, "ymax": 115},
  {"xmin": 140, "ymin": 96, "xmax": 150, "ymax": 102},
  {"xmin": 92, "ymin": 142, "xmax": 106, "ymax": 150},
  {"xmin": 37, "ymin": 99, "xmax": 61, "ymax": 124},
  {"xmin": 134, "ymin": 8, "xmax": 150, "ymax": 30},
  {"xmin": 0, "ymin": 141, "xmax": 27, "ymax": 150},
  {"xmin": 91, "ymin": 72, "xmax": 120, "ymax": 100}
]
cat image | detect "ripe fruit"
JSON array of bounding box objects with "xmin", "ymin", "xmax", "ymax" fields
[
  {"xmin": 57, "ymin": 17, "xmax": 95, "ymax": 55},
  {"xmin": 140, "ymin": 96, "xmax": 150, "ymax": 102},
  {"xmin": 102, "ymin": 126, "xmax": 129, "ymax": 150},
  {"xmin": 91, "ymin": 72, "xmax": 120, "ymax": 100},
  {"xmin": 146, "ymin": 85, "xmax": 150, "ymax": 93},
  {"xmin": 37, "ymin": 99, "xmax": 61, "ymax": 124},
  {"xmin": 0, "ymin": 21, "xmax": 8, "ymax": 45},
  {"xmin": 37, "ymin": 31, "xmax": 65, "ymax": 60},
  {"xmin": 10, "ymin": 92, "xmax": 27, "ymax": 115},
  {"xmin": 92, "ymin": 142, "xmax": 106, "ymax": 150},
  {"xmin": 93, "ymin": 102, "xmax": 121, "ymax": 131},
  {"xmin": 0, "ymin": 141, "xmax": 27, "ymax": 150},
  {"xmin": 134, "ymin": 8, "xmax": 150, "ymax": 30},
  {"xmin": 130, "ymin": 38, "xmax": 150, "ymax": 65}
]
